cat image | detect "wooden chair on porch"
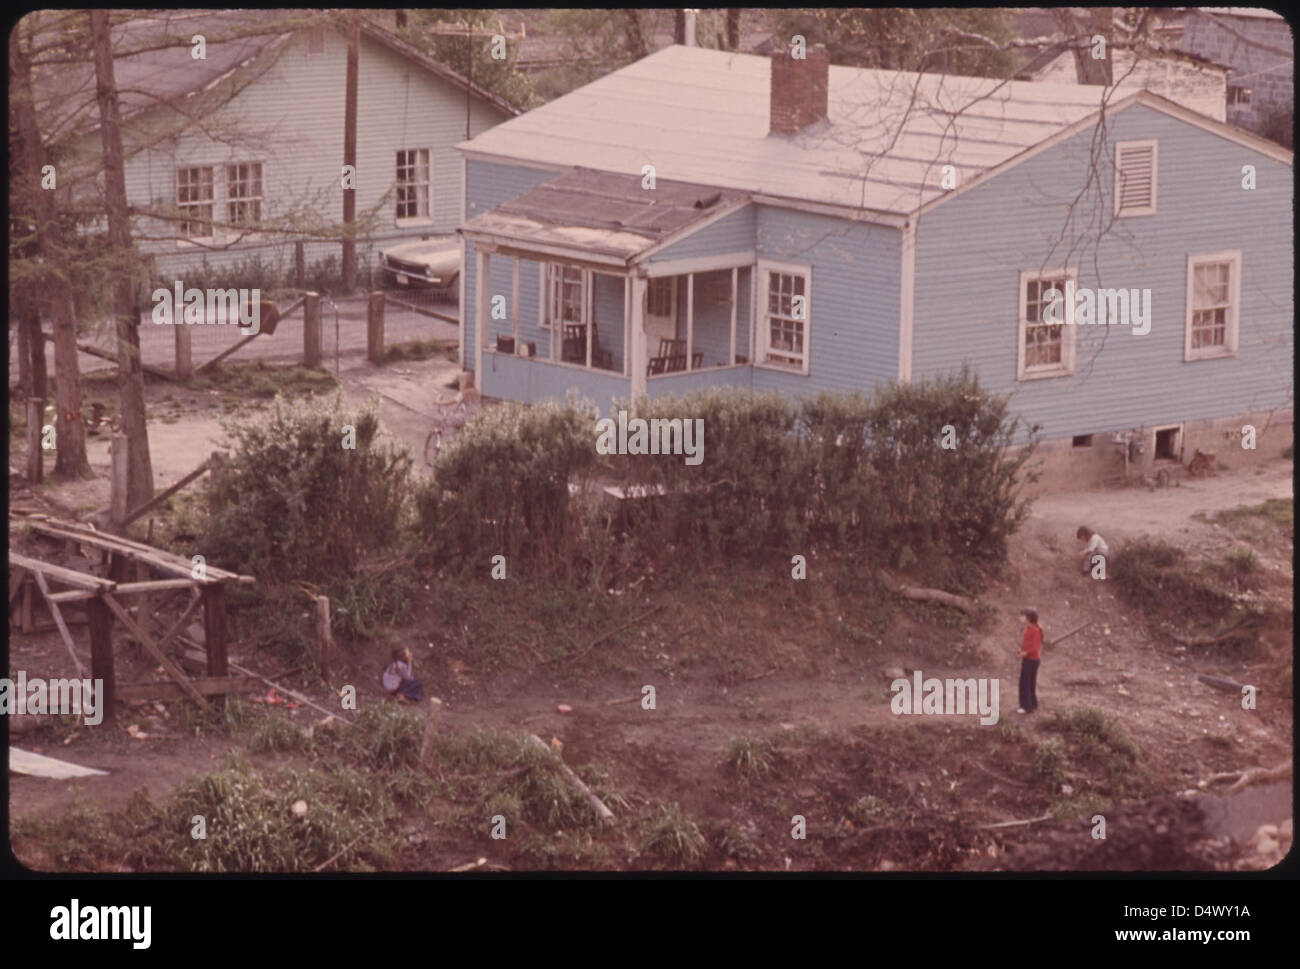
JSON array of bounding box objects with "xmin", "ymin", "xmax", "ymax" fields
[{"xmin": 562, "ymin": 323, "xmax": 613, "ymax": 370}]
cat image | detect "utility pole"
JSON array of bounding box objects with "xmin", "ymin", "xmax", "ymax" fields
[{"xmin": 342, "ymin": 12, "xmax": 359, "ymax": 293}]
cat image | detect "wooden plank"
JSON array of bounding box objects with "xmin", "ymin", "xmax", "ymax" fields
[
  {"xmin": 122, "ymin": 457, "xmax": 212, "ymax": 527},
  {"xmin": 87, "ymin": 596, "xmax": 114, "ymax": 722},
  {"xmin": 159, "ymin": 590, "xmax": 204, "ymax": 660},
  {"xmin": 203, "ymin": 584, "xmax": 228, "ymax": 677},
  {"xmin": 8, "ymin": 552, "xmax": 116, "ymax": 591},
  {"xmin": 77, "ymin": 341, "xmax": 174, "ymax": 380},
  {"xmin": 31, "ymin": 571, "xmax": 86, "ymax": 678},
  {"xmin": 195, "ymin": 330, "xmax": 261, "ymax": 374},
  {"xmin": 115, "ymin": 676, "xmax": 259, "ymax": 702},
  {"xmin": 9, "ymin": 747, "xmax": 108, "ymax": 778},
  {"xmin": 114, "ymin": 578, "xmax": 201, "ymax": 595},
  {"xmin": 101, "ymin": 594, "xmax": 208, "ymax": 709},
  {"xmin": 20, "ymin": 520, "xmax": 246, "ymax": 584}
]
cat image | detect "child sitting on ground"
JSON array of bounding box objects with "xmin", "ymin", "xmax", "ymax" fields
[
  {"xmin": 1076, "ymin": 526, "xmax": 1109, "ymax": 575},
  {"xmin": 382, "ymin": 647, "xmax": 424, "ymax": 702}
]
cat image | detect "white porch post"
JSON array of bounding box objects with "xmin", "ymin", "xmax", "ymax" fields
[
  {"xmin": 630, "ymin": 275, "xmax": 648, "ymax": 401},
  {"xmin": 623, "ymin": 276, "xmax": 631, "ymax": 377},
  {"xmin": 585, "ymin": 271, "xmax": 593, "ymax": 368},
  {"xmin": 686, "ymin": 272, "xmax": 695, "ymax": 371},
  {"xmin": 475, "ymin": 248, "xmax": 490, "ymax": 380},
  {"xmin": 511, "ymin": 257, "xmax": 520, "ymax": 345},
  {"xmin": 729, "ymin": 267, "xmax": 738, "ymax": 364}
]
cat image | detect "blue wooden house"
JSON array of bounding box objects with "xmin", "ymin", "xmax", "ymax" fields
[{"xmin": 457, "ymin": 44, "xmax": 1292, "ymax": 477}]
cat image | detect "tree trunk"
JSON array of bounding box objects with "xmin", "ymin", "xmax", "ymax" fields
[
  {"xmin": 90, "ymin": 9, "xmax": 154, "ymax": 510},
  {"xmin": 342, "ymin": 13, "xmax": 359, "ymax": 294},
  {"xmin": 9, "ymin": 24, "xmax": 91, "ymax": 478},
  {"xmin": 725, "ymin": 9, "xmax": 740, "ymax": 51},
  {"xmin": 673, "ymin": 9, "xmax": 685, "ymax": 45}
]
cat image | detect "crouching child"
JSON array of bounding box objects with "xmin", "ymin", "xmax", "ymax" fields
[{"xmin": 382, "ymin": 647, "xmax": 424, "ymax": 702}]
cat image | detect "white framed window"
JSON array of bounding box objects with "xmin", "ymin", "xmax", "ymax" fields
[
  {"xmin": 226, "ymin": 162, "xmax": 263, "ymax": 227},
  {"xmin": 1229, "ymin": 86, "xmax": 1252, "ymax": 107},
  {"xmin": 1017, "ymin": 268, "xmax": 1076, "ymax": 380},
  {"xmin": 1184, "ymin": 251, "xmax": 1241, "ymax": 360},
  {"xmin": 647, "ymin": 277, "xmax": 674, "ymax": 317},
  {"xmin": 543, "ymin": 263, "xmax": 589, "ymax": 328},
  {"xmin": 756, "ymin": 259, "xmax": 811, "ymax": 373},
  {"xmin": 1114, "ymin": 139, "xmax": 1157, "ymax": 217},
  {"xmin": 395, "ymin": 149, "xmax": 431, "ymax": 223},
  {"xmin": 177, "ymin": 166, "xmax": 214, "ymax": 239}
]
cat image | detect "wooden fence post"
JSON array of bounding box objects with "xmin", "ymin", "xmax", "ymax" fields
[
  {"xmin": 174, "ymin": 320, "xmax": 193, "ymax": 378},
  {"xmin": 26, "ymin": 396, "xmax": 44, "ymax": 484},
  {"xmin": 110, "ymin": 433, "xmax": 129, "ymax": 528},
  {"xmin": 303, "ymin": 292, "xmax": 322, "ymax": 368},
  {"xmin": 203, "ymin": 584, "xmax": 228, "ymax": 677},
  {"xmin": 315, "ymin": 595, "xmax": 332, "ymax": 679},
  {"xmin": 88, "ymin": 596, "xmax": 115, "ymax": 723},
  {"xmin": 367, "ymin": 291, "xmax": 385, "ymax": 364}
]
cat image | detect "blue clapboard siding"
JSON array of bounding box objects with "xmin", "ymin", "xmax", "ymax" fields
[
  {"xmin": 482, "ymin": 352, "xmax": 629, "ymax": 414},
  {"xmin": 753, "ymin": 205, "xmax": 902, "ymax": 399},
  {"xmin": 648, "ymin": 205, "xmax": 755, "ymax": 262},
  {"xmin": 464, "ymin": 159, "xmax": 561, "ymax": 367},
  {"xmin": 648, "ymin": 366, "xmax": 754, "ymax": 399},
  {"xmin": 122, "ymin": 28, "xmax": 510, "ymax": 283},
  {"xmin": 913, "ymin": 104, "xmax": 1294, "ymax": 442}
]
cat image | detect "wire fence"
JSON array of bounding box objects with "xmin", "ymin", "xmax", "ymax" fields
[{"xmin": 10, "ymin": 289, "xmax": 459, "ymax": 384}]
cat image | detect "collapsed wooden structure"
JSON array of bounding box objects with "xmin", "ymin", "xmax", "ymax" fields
[{"xmin": 9, "ymin": 514, "xmax": 256, "ymax": 719}]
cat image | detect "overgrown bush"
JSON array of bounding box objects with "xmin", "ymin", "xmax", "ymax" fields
[
  {"xmin": 200, "ymin": 395, "xmax": 414, "ymax": 649},
  {"xmin": 420, "ymin": 395, "xmax": 599, "ymax": 575},
  {"xmin": 419, "ymin": 371, "xmax": 1037, "ymax": 588}
]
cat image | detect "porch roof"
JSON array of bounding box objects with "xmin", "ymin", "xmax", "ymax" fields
[{"xmin": 460, "ymin": 168, "xmax": 749, "ymax": 266}]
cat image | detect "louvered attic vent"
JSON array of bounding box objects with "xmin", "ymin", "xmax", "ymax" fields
[{"xmin": 1115, "ymin": 140, "xmax": 1157, "ymax": 216}]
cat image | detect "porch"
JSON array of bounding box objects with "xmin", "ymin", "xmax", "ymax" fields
[{"xmin": 461, "ymin": 169, "xmax": 761, "ymax": 409}]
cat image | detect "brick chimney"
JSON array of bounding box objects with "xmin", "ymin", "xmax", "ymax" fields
[{"xmin": 770, "ymin": 43, "xmax": 829, "ymax": 135}]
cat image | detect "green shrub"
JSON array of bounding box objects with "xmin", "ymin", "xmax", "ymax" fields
[
  {"xmin": 421, "ymin": 395, "xmax": 599, "ymax": 575},
  {"xmin": 201, "ymin": 395, "xmax": 414, "ymax": 637}
]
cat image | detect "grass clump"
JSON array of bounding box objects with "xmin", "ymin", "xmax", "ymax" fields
[
  {"xmin": 640, "ymin": 802, "xmax": 706, "ymax": 865},
  {"xmin": 723, "ymin": 736, "xmax": 774, "ymax": 783},
  {"xmin": 164, "ymin": 755, "xmax": 392, "ymax": 872}
]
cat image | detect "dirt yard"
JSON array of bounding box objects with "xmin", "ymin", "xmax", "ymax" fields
[{"xmin": 7, "ymin": 359, "xmax": 1293, "ymax": 872}]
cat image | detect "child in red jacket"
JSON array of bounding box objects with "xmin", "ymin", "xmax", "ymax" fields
[{"xmin": 1017, "ymin": 608, "xmax": 1042, "ymax": 714}]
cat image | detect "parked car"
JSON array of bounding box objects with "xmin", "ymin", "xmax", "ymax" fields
[{"xmin": 378, "ymin": 235, "xmax": 460, "ymax": 301}]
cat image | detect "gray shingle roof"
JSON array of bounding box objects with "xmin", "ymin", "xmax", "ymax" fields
[{"xmin": 460, "ymin": 45, "xmax": 1156, "ymax": 217}]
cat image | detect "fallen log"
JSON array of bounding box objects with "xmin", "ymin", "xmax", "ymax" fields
[
  {"xmin": 878, "ymin": 571, "xmax": 980, "ymax": 616},
  {"xmin": 526, "ymin": 732, "xmax": 615, "ymax": 823},
  {"xmin": 1200, "ymin": 762, "xmax": 1291, "ymax": 794}
]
